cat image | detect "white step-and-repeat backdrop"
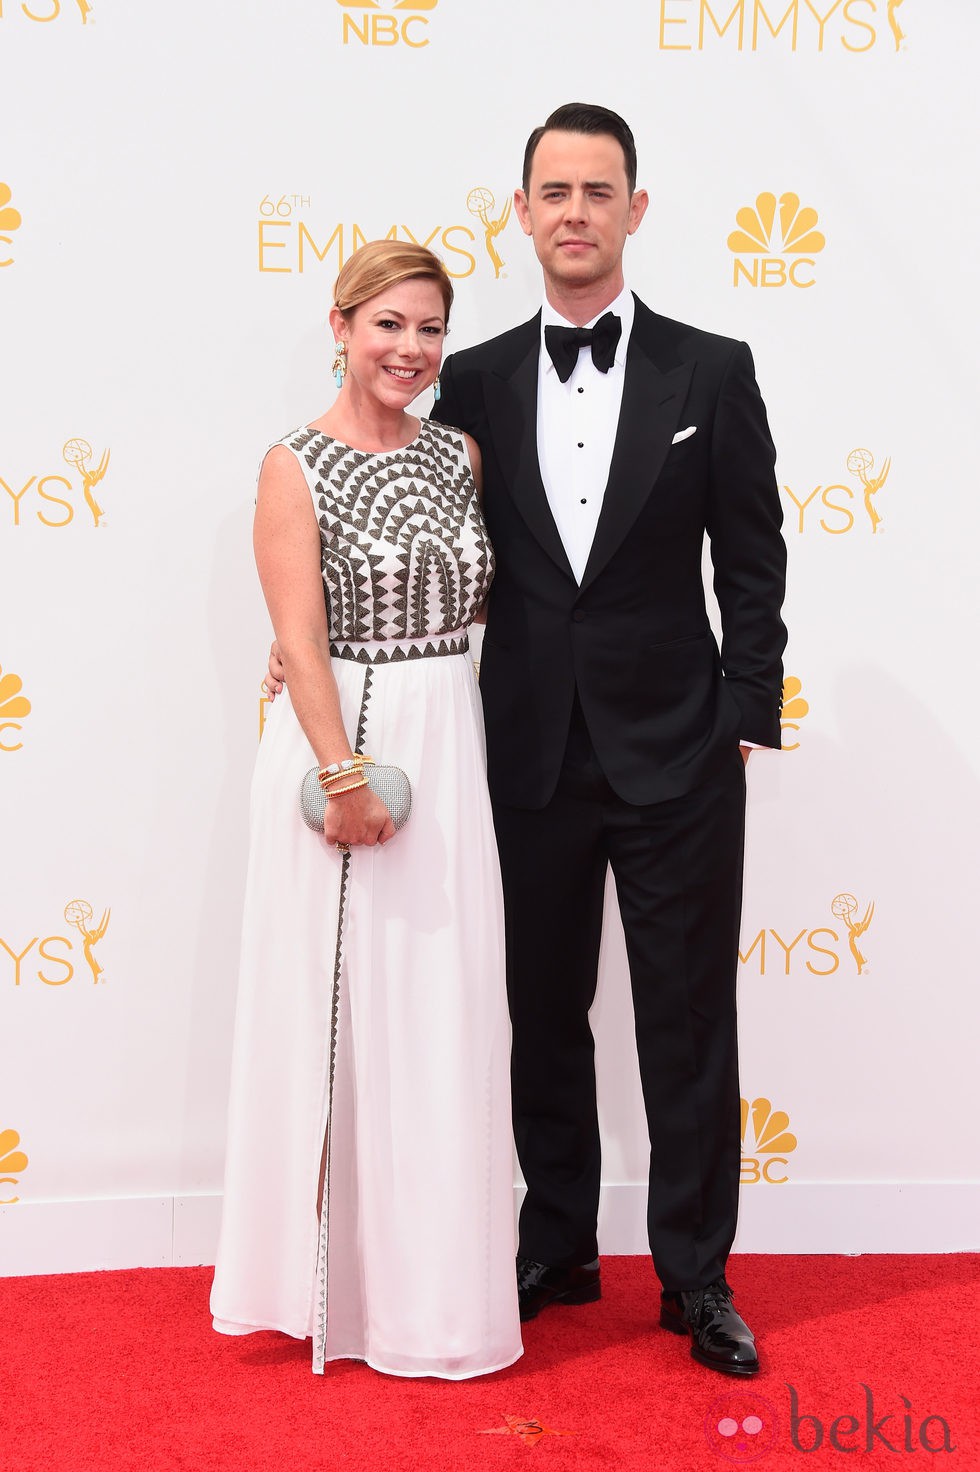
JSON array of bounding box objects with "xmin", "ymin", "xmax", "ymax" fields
[{"xmin": 3, "ymin": 0, "xmax": 978, "ymax": 1273}]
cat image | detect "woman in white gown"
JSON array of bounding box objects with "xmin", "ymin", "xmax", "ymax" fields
[{"xmin": 210, "ymin": 241, "xmax": 522, "ymax": 1379}]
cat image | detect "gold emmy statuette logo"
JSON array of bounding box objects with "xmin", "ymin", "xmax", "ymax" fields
[
  {"xmin": 0, "ymin": 182, "xmax": 22, "ymax": 268},
  {"xmin": 0, "ymin": 1127, "xmax": 29, "ymax": 1205},
  {"xmin": 259, "ymin": 679, "xmax": 271, "ymax": 739},
  {"xmin": 780, "ymin": 675, "xmax": 809, "ymax": 751},
  {"xmin": 336, "ymin": 0, "xmax": 437, "ymax": 48},
  {"xmin": 64, "ymin": 898, "xmax": 110, "ymax": 983},
  {"xmin": 728, "ymin": 192, "xmax": 825, "ymax": 288},
  {"xmin": 831, "ymin": 893, "xmax": 874, "ymax": 975},
  {"xmin": 846, "ymin": 447, "xmax": 890, "ymax": 534},
  {"xmin": 466, "ymin": 188, "xmax": 512, "ymax": 281},
  {"xmin": 740, "ymin": 1097, "xmax": 797, "ymax": 1185},
  {"xmin": 0, "ymin": 663, "xmax": 32, "ymax": 752},
  {"xmin": 62, "ymin": 438, "xmax": 110, "ymax": 527},
  {"xmin": 888, "ymin": 0, "xmax": 906, "ymax": 51}
]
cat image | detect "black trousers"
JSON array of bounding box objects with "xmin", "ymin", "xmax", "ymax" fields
[{"xmin": 492, "ymin": 698, "xmax": 746, "ymax": 1291}]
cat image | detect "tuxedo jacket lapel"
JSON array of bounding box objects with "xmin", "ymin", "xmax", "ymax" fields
[
  {"xmin": 580, "ymin": 324, "xmax": 693, "ymax": 592},
  {"xmin": 484, "ymin": 316, "xmax": 575, "ymax": 582}
]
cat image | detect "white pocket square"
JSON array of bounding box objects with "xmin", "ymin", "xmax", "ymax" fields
[{"xmin": 672, "ymin": 425, "xmax": 697, "ymax": 444}]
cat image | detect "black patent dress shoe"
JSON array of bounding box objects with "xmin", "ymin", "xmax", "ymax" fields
[
  {"xmin": 660, "ymin": 1278, "xmax": 759, "ymax": 1376},
  {"xmin": 516, "ymin": 1256, "xmax": 601, "ymax": 1322}
]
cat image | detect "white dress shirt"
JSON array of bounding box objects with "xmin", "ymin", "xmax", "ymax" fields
[{"xmin": 536, "ymin": 285, "xmax": 635, "ymax": 584}]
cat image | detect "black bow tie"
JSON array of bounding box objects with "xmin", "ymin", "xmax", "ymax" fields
[{"xmin": 544, "ymin": 312, "xmax": 622, "ymax": 383}]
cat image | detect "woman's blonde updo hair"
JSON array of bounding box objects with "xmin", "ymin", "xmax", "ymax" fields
[{"xmin": 333, "ymin": 240, "xmax": 454, "ymax": 324}]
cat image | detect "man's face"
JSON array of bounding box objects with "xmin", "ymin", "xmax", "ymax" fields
[{"xmin": 514, "ymin": 130, "xmax": 648, "ymax": 299}]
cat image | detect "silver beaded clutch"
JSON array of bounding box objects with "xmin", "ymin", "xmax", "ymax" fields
[{"xmin": 300, "ymin": 763, "xmax": 412, "ymax": 834}]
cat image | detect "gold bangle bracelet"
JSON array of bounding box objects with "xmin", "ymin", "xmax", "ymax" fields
[
  {"xmin": 319, "ymin": 771, "xmax": 364, "ymax": 794},
  {"xmin": 317, "ymin": 755, "xmax": 375, "ymax": 786},
  {"xmin": 318, "ymin": 769, "xmax": 359, "ymax": 790},
  {"xmin": 325, "ymin": 778, "xmax": 369, "ymax": 797}
]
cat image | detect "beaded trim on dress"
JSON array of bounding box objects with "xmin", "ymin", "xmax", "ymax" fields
[{"xmin": 312, "ymin": 665, "xmax": 374, "ymax": 1375}]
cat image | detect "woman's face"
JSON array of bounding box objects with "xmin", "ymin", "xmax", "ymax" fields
[{"xmin": 336, "ymin": 277, "xmax": 446, "ymax": 409}]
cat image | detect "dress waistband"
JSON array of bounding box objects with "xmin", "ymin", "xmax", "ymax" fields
[{"xmin": 329, "ymin": 628, "xmax": 470, "ymax": 665}]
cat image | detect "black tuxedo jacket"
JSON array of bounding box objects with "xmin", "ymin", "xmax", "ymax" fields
[{"xmin": 434, "ymin": 296, "xmax": 787, "ymax": 809}]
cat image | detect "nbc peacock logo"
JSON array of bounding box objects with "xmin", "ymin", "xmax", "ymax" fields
[
  {"xmin": 0, "ymin": 1127, "xmax": 29, "ymax": 1205},
  {"xmin": 335, "ymin": 0, "xmax": 437, "ymax": 47},
  {"xmin": 780, "ymin": 676, "xmax": 809, "ymax": 751},
  {"xmin": 0, "ymin": 182, "xmax": 22, "ymax": 268},
  {"xmin": 740, "ymin": 1097, "xmax": 798, "ymax": 1185},
  {"xmin": 0, "ymin": 663, "xmax": 32, "ymax": 752},
  {"xmin": 728, "ymin": 192, "xmax": 825, "ymax": 289}
]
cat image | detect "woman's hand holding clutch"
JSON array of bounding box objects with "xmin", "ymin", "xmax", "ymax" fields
[{"xmin": 322, "ymin": 783, "xmax": 396, "ymax": 851}]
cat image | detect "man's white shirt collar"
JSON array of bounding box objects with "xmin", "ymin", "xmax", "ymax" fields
[{"xmin": 539, "ymin": 285, "xmax": 635, "ymax": 375}]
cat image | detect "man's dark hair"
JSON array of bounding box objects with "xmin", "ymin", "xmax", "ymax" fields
[{"xmin": 521, "ymin": 102, "xmax": 638, "ymax": 196}]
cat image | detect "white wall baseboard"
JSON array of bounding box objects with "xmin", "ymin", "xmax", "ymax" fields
[
  {"xmin": 602, "ymin": 1182, "xmax": 980, "ymax": 1257},
  {"xmin": 2, "ymin": 1184, "xmax": 977, "ymax": 1278}
]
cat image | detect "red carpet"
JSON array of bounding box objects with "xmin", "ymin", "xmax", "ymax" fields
[{"xmin": 3, "ymin": 1256, "xmax": 977, "ymax": 1470}]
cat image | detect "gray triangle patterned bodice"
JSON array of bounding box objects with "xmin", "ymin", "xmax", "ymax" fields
[{"xmin": 277, "ymin": 419, "xmax": 494, "ymax": 643}]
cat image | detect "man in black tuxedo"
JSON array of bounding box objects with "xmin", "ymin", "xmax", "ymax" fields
[{"xmin": 432, "ymin": 103, "xmax": 786, "ymax": 1376}]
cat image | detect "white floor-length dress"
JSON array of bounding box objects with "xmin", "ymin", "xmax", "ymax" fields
[{"xmin": 210, "ymin": 420, "xmax": 522, "ymax": 1378}]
